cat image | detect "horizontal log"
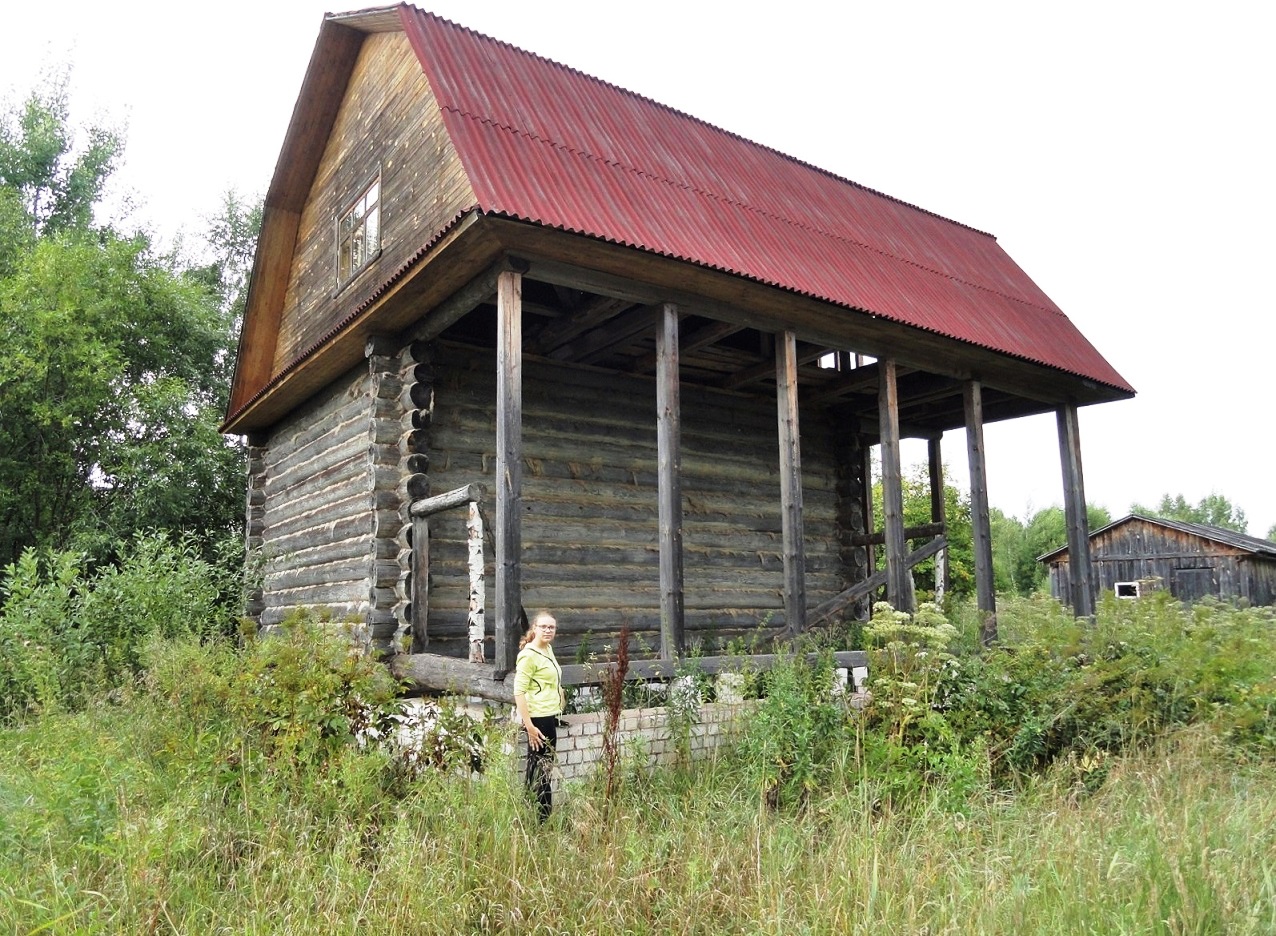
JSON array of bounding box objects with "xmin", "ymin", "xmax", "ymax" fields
[
  {"xmin": 409, "ymin": 483, "xmax": 486, "ymax": 518},
  {"xmin": 391, "ymin": 654, "xmax": 515, "ymax": 704},
  {"xmin": 391, "ymin": 649, "xmax": 869, "ymax": 699},
  {"xmin": 849, "ymin": 522, "xmax": 946, "ymax": 547}
]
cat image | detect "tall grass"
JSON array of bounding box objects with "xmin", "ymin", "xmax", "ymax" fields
[{"xmin": 1, "ymin": 586, "xmax": 1273, "ymax": 933}]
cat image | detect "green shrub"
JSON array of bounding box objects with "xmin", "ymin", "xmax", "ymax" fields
[{"xmin": 0, "ymin": 533, "xmax": 239, "ymax": 720}]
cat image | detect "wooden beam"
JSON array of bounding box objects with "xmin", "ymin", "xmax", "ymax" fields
[
  {"xmin": 409, "ymin": 482, "xmax": 485, "ymax": 518},
  {"xmin": 1058, "ymin": 403, "xmax": 1095, "ymax": 618},
  {"xmin": 630, "ymin": 319, "xmax": 742, "ymax": 373},
  {"xmin": 849, "ymin": 522, "xmax": 945, "ymax": 547},
  {"xmin": 410, "ymin": 514, "xmax": 429, "ymax": 653},
  {"xmin": 964, "ymin": 381, "xmax": 998, "ymax": 644},
  {"xmin": 722, "ymin": 341, "xmax": 827, "ymax": 391},
  {"xmin": 777, "ymin": 330, "xmax": 807, "ymax": 635},
  {"xmin": 405, "ymin": 257, "xmax": 527, "ymax": 344},
  {"xmin": 656, "ymin": 302, "xmax": 685, "ymax": 659},
  {"xmin": 928, "ymin": 436, "xmax": 949, "ymax": 600},
  {"xmin": 807, "ymin": 536, "xmax": 947, "ymax": 629},
  {"xmin": 495, "ymin": 269, "xmax": 523, "ymax": 675},
  {"xmin": 532, "ymin": 293, "xmax": 633, "ymax": 355},
  {"xmin": 547, "ymin": 304, "xmax": 659, "ymax": 364},
  {"xmin": 878, "ymin": 359, "xmax": 914, "ymax": 611},
  {"xmin": 391, "ymin": 649, "xmax": 871, "ymax": 701}
]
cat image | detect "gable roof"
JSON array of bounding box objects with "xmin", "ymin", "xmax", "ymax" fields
[
  {"xmin": 225, "ymin": 4, "xmax": 1133, "ymax": 431},
  {"xmin": 1039, "ymin": 513, "xmax": 1276, "ymax": 563},
  {"xmin": 397, "ymin": 5, "xmax": 1131, "ymax": 393}
]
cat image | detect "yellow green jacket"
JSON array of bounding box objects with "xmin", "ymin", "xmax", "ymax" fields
[{"xmin": 514, "ymin": 645, "xmax": 564, "ymax": 717}]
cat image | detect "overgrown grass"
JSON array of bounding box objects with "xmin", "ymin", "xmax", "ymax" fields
[{"xmin": 1, "ymin": 585, "xmax": 1274, "ymax": 933}]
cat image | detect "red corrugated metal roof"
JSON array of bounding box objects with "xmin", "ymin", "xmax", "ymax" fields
[{"xmin": 398, "ymin": 5, "xmax": 1132, "ymax": 393}]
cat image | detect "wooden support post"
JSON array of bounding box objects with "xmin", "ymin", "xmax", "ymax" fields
[
  {"xmin": 467, "ymin": 501, "xmax": 485, "ymax": 663},
  {"xmin": 410, "ymin": 513, "xmax": 429, "ymax": 652},
  {"xmin": 777, "ymin": 331, "xmax": 807, "ymax": 634},
  {"xmin": 878, "ymin": 359, "xmax": 914, "ymax": 611},
  {"xmin": 495, "ymin": 269, "xmax": 523, "ymax": 675},
  {"xmin": 964, "ymin": 381, "xmax": 998, "ymax": 644},
  {"xmin": 928, "ymin": 435, "xmax": 949, "ymax": 601},
  {"xmin": 1057, "ymin": 403, "xmax": 1095, "ymax": 618},
  {"xmin": 656, "ymin": 302, "xmax": 685, "ymax": 660}
]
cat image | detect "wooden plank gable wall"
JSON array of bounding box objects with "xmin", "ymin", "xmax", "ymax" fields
[{"xmin": 274, "ymin": 31, "xmax": 475, "ymax": 372}]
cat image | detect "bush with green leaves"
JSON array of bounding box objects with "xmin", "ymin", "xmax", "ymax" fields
[{"xmin": 0, "ymin": 532, "xmax": 239, "ymax": 720}]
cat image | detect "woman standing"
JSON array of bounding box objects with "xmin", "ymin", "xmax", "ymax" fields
[{"xmin": 513, "ymin": 612, "xmax": 564, "ymax": 821}]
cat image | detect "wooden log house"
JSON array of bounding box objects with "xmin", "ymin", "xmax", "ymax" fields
[{"xmin": 222, "ymin": 5, "xmax": 1134, "ymax": 695}]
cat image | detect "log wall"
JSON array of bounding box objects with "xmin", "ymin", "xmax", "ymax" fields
[
  {"xmin": 273, "ymin": 31, "xmax": 475, "ymax": 372},
  {"xmin": 257, "ymin": 363, "xmax": 378, "ymax": 627},
  {"xmin": 417, "ymin": 342, "xmax": 842, "ymax": 658}
]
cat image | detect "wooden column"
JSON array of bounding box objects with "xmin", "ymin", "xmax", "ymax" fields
[
  {"xmin": 1057, "ymin": 403, "xmax": 1095, "ymax": 618},
  {"xmin": 964, "ymin": 381, "xmax": 997, "ymax": 644},
  {"xmin": 878, "ymin": 358, "xmax": 913, "ymax": 612},
  {"xmin": 776, "ymin": 330, "xmax": 807, "ymax": 634},
  {"xmin": 928, "ymin": 435, "xmax": 949, "ymax": 601},
  {"xmin": 656, "ymin": 302, "xmax": 685, "ymax": 659},
  {"xmin": 495, "ymin": 269, "xmax": 523, "ymax": 674}
]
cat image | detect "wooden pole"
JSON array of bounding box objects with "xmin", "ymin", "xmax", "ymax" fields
[
  {"xmin": 964, "ymin": 381, "xmax": 998, "ymax": 644},
  {"xmin": 777, "ymin": 330, "xmax": 808, "ymax": 634},
  {"xmin": 495, "ymin": 269, "xmax": 523, "ymax": 675},
  {"xmin": 410, "ymin": 513, "xmax": 429, "ymax": 652},
  {"xmin": 877, "ymin": 358, "xmax": 913, "ymax": 612},
  {"xmin": 927, "ymin": 435, "xmax": 949, "ymax": 601},
  {"xmin": 1057, "ymin": 403, "xmax": 1095, "ymax": 618},
  {"xmin": 467, "ymin": 501, "xmax": 486, "ymax": 663},
  {"xmin": 656, "ymin": 302, "xmax": 685, "ymax": 659}
]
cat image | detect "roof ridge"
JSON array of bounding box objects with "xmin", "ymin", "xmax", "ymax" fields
[
  {"xmin": 408, "ymin": 4, "xmax": 997, "ymax": 241},
  {"xmin": 444, "ymin": 106, "xmax": 1065, "ymax": 320}
]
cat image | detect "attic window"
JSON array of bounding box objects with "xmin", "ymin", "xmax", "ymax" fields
[{"xmin": 337, "ymin": 177, "xmax": 381, "ymax": 286}]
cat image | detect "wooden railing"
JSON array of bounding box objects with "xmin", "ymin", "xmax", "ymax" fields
[{"xmin": 409, "ymin": 483, "xmax": 488, "ymax": 660}]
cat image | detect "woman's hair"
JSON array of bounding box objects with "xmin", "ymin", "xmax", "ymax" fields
[{"xmin": 519, "ymin": 612, "xmax": 556, "ymax": 649}]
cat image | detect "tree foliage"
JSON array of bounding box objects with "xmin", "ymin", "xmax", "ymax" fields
[
  {"xmin": 0, "ymin": 84, "xmax": 253, "ymax": 568},
  {"xmin": 1130, "ymin": 492, "xmax": 1249, "ymax": 533},
  {"xmin": 989, "ymin": 503, "xmax": 1112, "ymax": 596}
]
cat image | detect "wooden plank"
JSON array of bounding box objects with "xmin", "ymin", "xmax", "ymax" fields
[
  {"xmin": 533, "ymin": 293, "xmax": 633, "ymax": 354},
  {"xmin": 723, "ymin": 340, "xmax": 828, "ymax": 391},
  {"xmin": 807, "ymin": 536, "xmax": 947, "ymax": 628},
  {"xmin": 776, "ymin": 331, "xmax": 808, "ymax": 635},
  {"xmin": 964, "ymin": 381, "xmax": 998, "ymax": 643},
  {"xmin": 878, "ymin": 359, "xmax": 914, "ymax": 611},
  {"xmin": 495, "ymin": 270, "xmax": 523, "ymax": 674},
  {"xmin": 410, "ymin": 482, "xmax": 486, "ymax": 518},
  {"xmin": 1057, "ymin": 403, "xmax": 1095, "ymax": 618},
  {"xmin": 630, "ymin": 319, "xmax": 741, "ymax": 374},
  {"xmin": 656, "ymin": 302, "xmax": 685, "ymax": 659}
]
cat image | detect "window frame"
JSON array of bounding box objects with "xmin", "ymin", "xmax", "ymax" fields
[{"xmin": 334, "ymin": 172, "xmax": 382, "ymax": 291}]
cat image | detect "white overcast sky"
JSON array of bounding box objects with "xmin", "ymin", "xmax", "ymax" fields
[{"xmin": 4, "ymin": 0, "xmax": 1273, "ymax": 536}]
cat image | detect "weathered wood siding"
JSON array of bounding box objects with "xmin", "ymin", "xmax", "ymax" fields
[
  {"xmin": 273, "ymin": 31, "xmax": 475, "ymax": 372},
  {"xmin": 257, "ymin": 363, "xmax": 376, "ymax": 625},
  {"xmin": 418, "ymin": 342, "xmax": 842, "ymax": 658},
  {"xmin": 1048, "ymin": 521, "xmax": 1276, "ymax": 606}
]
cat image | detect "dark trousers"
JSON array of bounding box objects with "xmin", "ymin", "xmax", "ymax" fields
[{"xmin": 525, "ymin": 715, "xmax": 558, "ymax": 821}]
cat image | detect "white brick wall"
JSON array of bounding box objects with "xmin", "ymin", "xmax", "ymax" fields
[{"xmin": 518, "ymin": 701, "xmax": 757, "ymax": 805}]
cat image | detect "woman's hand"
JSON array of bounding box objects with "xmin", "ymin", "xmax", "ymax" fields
[{"xmin": 525, "ymin": 722, "xmax": 545, "ymax": 751}]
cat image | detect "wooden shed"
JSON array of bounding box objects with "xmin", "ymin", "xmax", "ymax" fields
[
  {"xmin": 1041, "ymin": 514, "xmax": 1276, "ymax": 607},
  {"xmin": 222, "ymin": 5, "xmax": 1133, "ymax": 689}
]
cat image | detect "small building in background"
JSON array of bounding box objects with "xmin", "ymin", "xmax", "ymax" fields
[{"xmin": 1040, "ymin": 514, "xmax": 1276, "ymax": 606}]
